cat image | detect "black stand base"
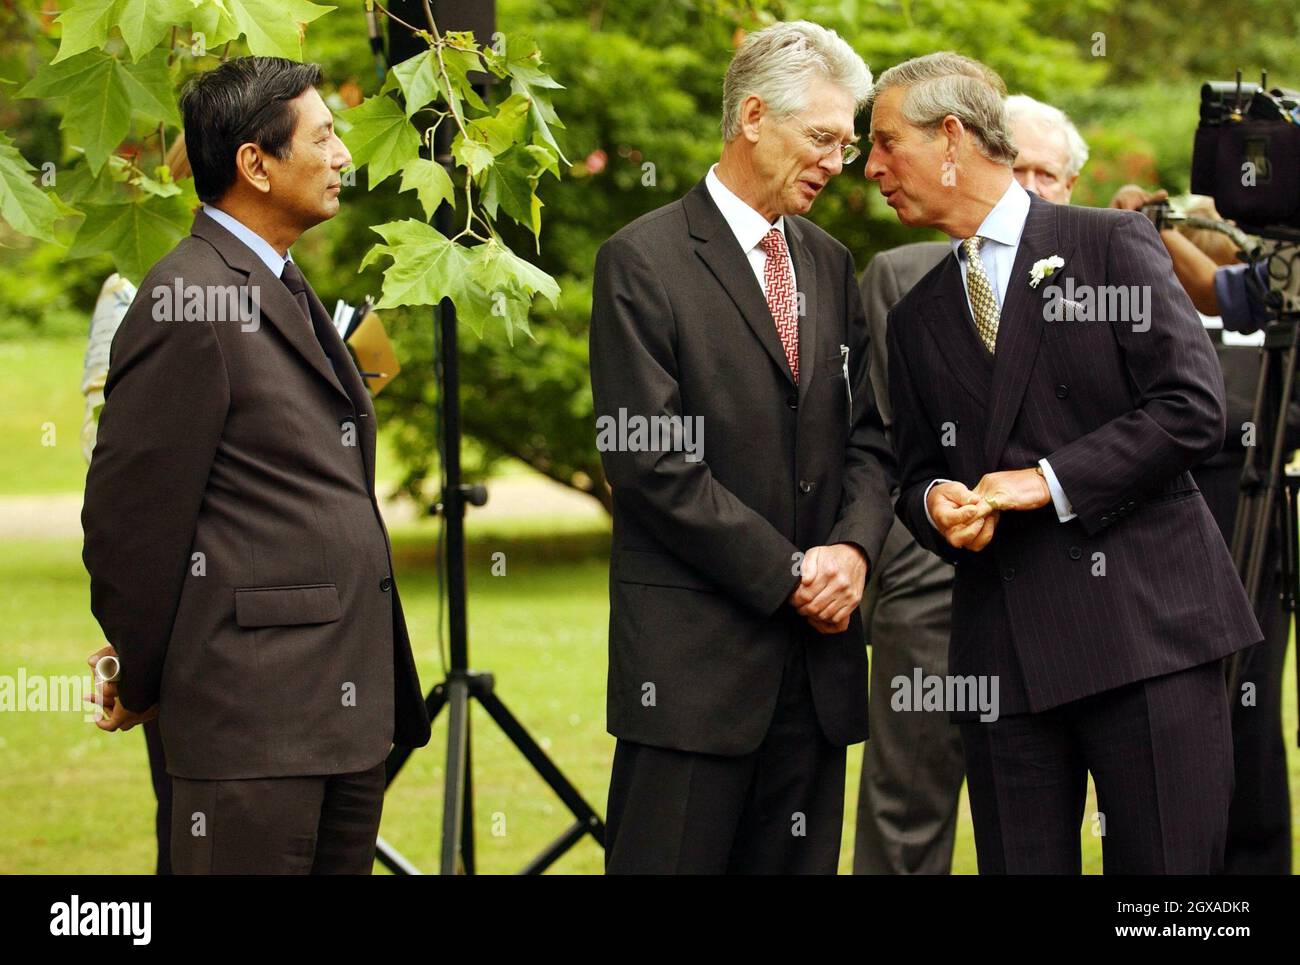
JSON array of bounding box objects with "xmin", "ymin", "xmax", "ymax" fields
[{"xmin": 377, "ymin": 671, "xmax": 606, "ymax": 875}]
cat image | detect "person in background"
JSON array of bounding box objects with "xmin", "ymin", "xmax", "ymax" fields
[
  {"xmin": 854, "ymin": 91, "xmax": 1089, "ymax": 875},
  {"xmin": 82, "ymin": 135, "xmax": 193, "ymax": 876},
  {"xmin": 1110, "ymin": 186, "xmax": 1294, "ymax": 874},
  {"xmin": 1005, "ymin": 94, "xmax": 1088, "ymax": 205}
]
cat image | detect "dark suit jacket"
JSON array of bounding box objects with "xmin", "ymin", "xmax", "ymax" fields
[
  {"xmin": 887, "ymin": 191, "xmax": 1262, "ymax": 715},
  {"xmin": 862, "ymin": 242, "xmax": 950, "ymax": 436},
  {"xmin": 82, "ymin": 209, "xmax": 431, "ymax": 779},
  {"xmin": 589, "ymin": 177, "xmax": 896, "ymax": 757}
]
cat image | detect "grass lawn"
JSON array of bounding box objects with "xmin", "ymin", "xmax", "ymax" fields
[{"xmin": 0, "ymin": 338, "xmax": 91, "ymax": 495}]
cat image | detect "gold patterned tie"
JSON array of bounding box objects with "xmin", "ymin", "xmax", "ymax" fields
[{"xmin": 961, "ymin": 235, "xmax": 999, "ymax": 353}]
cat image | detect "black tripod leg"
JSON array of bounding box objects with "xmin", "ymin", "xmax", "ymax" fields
[
  {"xmin": 374, "ymin": 836, "xmax": 423, "ymax": 875},
  {"xmin": 1250, "ymin": 335, "xmax": 1300, "ymax": 598},
  {"xmin": 519, "ymin": 822, "xmax": 590, "ymax": 876},
  {"xmin": 441, "ymin": 674, "xmax": 471, "ymax": 874},
  {"xmin": 475, "ymin": 687, "xmax": 606, "ymax": 869},
  {"xmin": 1232, "ymin": 343, "xmax": 1274, "ymax": 566},
  {"xmin": 1291, "ymin": 476, "xmax": 1300, "ymax": 748},
  {"xmin": 462, "ymin": 712, "xmax": 475, "ymax": 874}
]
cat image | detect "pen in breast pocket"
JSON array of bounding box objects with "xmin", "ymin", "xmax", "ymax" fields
[{"xmin": 840, "ymin": 344, "xmax": 852, "ymax": 421}]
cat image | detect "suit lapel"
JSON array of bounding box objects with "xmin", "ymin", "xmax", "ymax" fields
[
  {"xmin": 303, "ymin": 281, "xmax": 379, "ymax": 490},
  {"xmin": 982, "ymin": 193, "xmax": 1071, "ymax": 468},
  {"xmin": 685, "ymin": 179, "xmax": 796, "ymax": 388},
  {"xmin": 191, "ymin": 209, "xmax": 353, "ymax": 406},
  {"xmin": 927, "ymin": 251, "xmax": 993, "ymax": 403},
  {"xmin": 785, "ymin": 216, "xmax": 819, "ymax": 401}
]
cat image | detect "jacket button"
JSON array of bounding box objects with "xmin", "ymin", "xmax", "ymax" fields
[
  {"xmin": 1069, "ymin": 546, "xmax": 1082, "ymax": 560},
  {"xmin": 787, "ymin": 394, "xmax": 798, "ymax": 409},
  {"xmin": 1002, "ymin": 567, "xmax": 1016, "ymax": 582},
  {"xmin": 380, "ymin": 577, "xmax": 393, "ymax": 592},
  {"xmin": 799, "ymin": 480, "xmax": 813, "ymax": 494},
  {"xmin": 1100, "ymin": 513, "xmax": 1113, "ymax": 525},
  {"xmin": 1055, "ymin": 384, "xmax": 1069, "ymax": 399}
]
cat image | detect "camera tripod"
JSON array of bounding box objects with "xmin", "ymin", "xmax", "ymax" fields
[{"xmin": 371, "ymin": 0, "xmax": 606, "ymax": 875}]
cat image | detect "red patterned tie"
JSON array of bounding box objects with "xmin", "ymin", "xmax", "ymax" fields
[{"xmin": 759, "ymin": 228, "xmax": 799, "ymax": 383}]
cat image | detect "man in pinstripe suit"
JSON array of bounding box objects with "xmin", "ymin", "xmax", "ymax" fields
[{"xmin": 866, "ymin": 52, "xmax": 1262, "ymax": 873}]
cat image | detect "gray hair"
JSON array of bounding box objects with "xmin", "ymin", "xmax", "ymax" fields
[
  {"xmin": 1004, "ymin": 93, "xmax": 1090, "ymax": 177},
  {"xmin": 721, "ymin": 21, "xmax": 873, "ymax": 142},
  {"xmin": 866, "ymin": 52, "xmax": 1017, "ymax": 165}
]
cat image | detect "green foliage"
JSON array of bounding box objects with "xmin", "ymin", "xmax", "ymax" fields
[
  {"xmin": 345, "ymin": 22, "xmax": 565, "ymax": 335},
  {"xmin": 19, "ymin": 48, "xmax": 179, "ymax": 174},
  {"xmin": 53, "ymin": 0, "xmax": 335, "ymax": 64},
  {"xmin": 65, "ymin": 194, "xmax": 194, "ymax": 284},
  {"xmin": 340, "ymin": 91, "xmax": 423, "ymax": 187},
  {"xmin": 0, "ymin": 132, "xmax": 61, "ymax": 243}
]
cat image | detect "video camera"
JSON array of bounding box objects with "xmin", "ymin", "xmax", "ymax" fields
[{"xmin": 1191, "ymin": 71, "xmax": 1300, "ymax": 241}]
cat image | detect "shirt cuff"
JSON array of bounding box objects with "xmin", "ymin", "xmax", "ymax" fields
[
  {"xmin": 923, "ymin": 478, "xmax": 952, "ymax": 530},
  {"xmin": 1038, "ymin": 458, "xmax": 1076, "ymax": 522}
]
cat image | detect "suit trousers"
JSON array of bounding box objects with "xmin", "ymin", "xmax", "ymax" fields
[
  {"xmin": 605, "ymin": 638, "xmax": 847, "ymax": 874},
  {"xmin": 960, "ymin": 659, "xmax": 1234, "ymax": 874},
  {"xmin": 169, "ymin": 759, "xmax": 386, "ymax": 874},
  {"xmin": 854, "ymin": 518, "xmax": 964, "ymax": 874},
  {"xmin": 143, "ymin": 720, "xmax": 172, "ymax": 875}
]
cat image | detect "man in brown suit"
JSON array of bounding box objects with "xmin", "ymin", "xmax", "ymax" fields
[{"xmin": 82, "ymin": 57, "xmax": 430, "ymax": 874}]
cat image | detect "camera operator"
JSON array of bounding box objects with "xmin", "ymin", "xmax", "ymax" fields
[
  {"xmin": 1111, "ymin": 185, "xmax": 1270, "ymax": 331},
  {"xmin": 1109, "ymin": 185, "xmax": 1293, "ymax": 875}
]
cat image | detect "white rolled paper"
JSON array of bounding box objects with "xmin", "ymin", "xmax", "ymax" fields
[{"xmin": 94, "ymin": 654, "xmax": 120, "ymax": 684}]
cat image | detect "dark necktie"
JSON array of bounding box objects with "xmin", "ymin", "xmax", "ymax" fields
[
  {"xmin": 280, "ymin": 259, "xmax": 344, "ymax": 380},
  {"xmin": 280, "ymin": 259, "xmax": 315, "ymax": 328}
]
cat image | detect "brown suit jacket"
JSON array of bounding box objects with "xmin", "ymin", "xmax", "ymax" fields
[{"xmin": 82, "ymin": 209, "xmax": 431, "ymax": 779}]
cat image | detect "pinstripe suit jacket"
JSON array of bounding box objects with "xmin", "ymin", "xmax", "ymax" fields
[{"xmin": 887, "ymin": 191, "xmax": 1262, "ymax": 715}]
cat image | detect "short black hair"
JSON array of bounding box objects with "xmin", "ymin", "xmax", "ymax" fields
[{"xmin": 179, "ymin": 56, "xmax": 324, "ymax": 203}]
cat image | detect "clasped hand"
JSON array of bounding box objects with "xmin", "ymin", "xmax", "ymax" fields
[
  {"xmin": 927, "ymin": 468, "xmax": 1051, "ymax": 551},
  {"xmin": 788, "ymin": 543, "xmax": 867, "ymax": 634}
]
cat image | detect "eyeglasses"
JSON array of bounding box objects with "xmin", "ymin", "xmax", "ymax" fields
[{"xmin": 790, "ymin": 117, "xmax": 861, "ymax": 165}]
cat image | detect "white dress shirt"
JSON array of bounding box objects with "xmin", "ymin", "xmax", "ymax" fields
[
  {"xmin": 925, "ymin": 178, "xmax": 1076, "ymax": 527},
  {"xmin": 949, "ymin": 177, "xmax": 1030, "ymax": 315},
  {"xmin": 704, "ymin": 164, "xmax": 797, "ymax": 295},
  {"xmin": 202, "ymin": 203, "xmax": 294, "ymax": 278}
]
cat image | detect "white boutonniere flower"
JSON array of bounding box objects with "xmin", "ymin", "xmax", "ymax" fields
[{"xmin": 1029, "ymin": 255, "xmax": 1065, "ymax": 288}]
